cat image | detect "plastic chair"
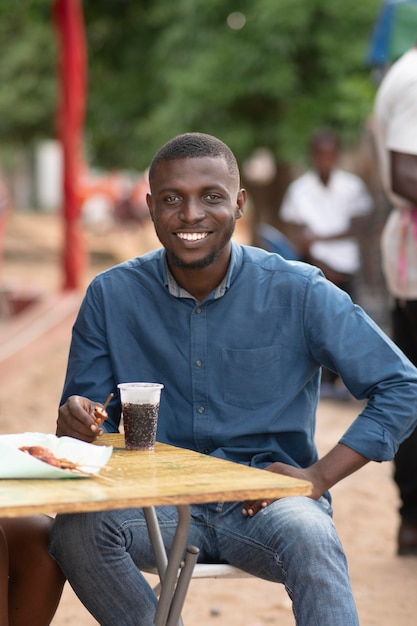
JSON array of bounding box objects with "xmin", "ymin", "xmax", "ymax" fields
[
  {"xmin": 255, "ymin": 222, "xmax": 300, "ymax": 260},
  {"xmin": 144, "ymin": 561, "xmax": 251, "ymax": 594}
]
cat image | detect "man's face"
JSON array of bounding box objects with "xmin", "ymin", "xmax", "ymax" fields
[
  {"xmin": 311, "ymin": 141, "xmax": 338, "ymax": 181},
  {"xmin": 146, "ymin": 156, "xmax": 245, "ymax": 271}
]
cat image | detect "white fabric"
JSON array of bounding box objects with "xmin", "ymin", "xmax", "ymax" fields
[
  {"xmin": 373, "ymin": 48, "xmax": 417, "ymax": 299},
  {"xmin": 279, "ymin": 169, "xmax": 372, "ymax": 273}
]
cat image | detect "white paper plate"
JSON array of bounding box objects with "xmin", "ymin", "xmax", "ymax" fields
[{"xmin": 0, "ymin": 433, "xmax": 113, "ymax": 479}]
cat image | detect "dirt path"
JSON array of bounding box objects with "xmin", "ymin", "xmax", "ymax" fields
[{"xmin": 1, "ymin": 213, "xmax": 416, "ymax": 625}]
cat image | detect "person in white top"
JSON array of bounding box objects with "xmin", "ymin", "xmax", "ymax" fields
[
  {"xmin": 280, "ymin": 130, "xmax": 373, "ymax": 291},
  {"xmin": 279, "ymin": 129, "xmax": 373, "ymax": 399},
  {"xmin": 373, "ymin": 43, "xmax": 417, "ymax": 556}
]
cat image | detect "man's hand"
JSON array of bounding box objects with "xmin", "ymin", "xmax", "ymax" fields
[
  {"xmin": 242, "ymin": 444, "xmax": 369, "ymax": 517},
  {"xmin": 56, "ymin": 395, "xmax": 109, "ymax": 442},
  {"xmin": 241, "ymin": 462, "xmax": 320, "ymax": 517}
]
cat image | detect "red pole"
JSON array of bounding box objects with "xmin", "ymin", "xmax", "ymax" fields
[{"xmin": 53, "ymin": 0, "xmax": 87, "ymax": 290}]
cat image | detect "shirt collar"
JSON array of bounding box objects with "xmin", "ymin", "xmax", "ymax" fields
[{"xmin": 163, "ymin": 241, "xmax": 242, "ymax": 302}]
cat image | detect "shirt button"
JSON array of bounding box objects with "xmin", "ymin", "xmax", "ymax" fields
[
  {"xmin": 195, "ymin": 307, "xmax": 202, "ymax": 314},
  {"xmin": 195, "ymin": 360, "xmax": 202, "ymax": 367},
  {"xmin": 198, "ymin": 406, "xmax": 205, "ymax": 414}
]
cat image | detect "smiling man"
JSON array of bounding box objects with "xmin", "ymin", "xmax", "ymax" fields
[
  {"xmin": 50, "ymin": 133, "xmax": 417, "ymax": 626},
  {"xmin": 146, "ymin": 137, "xmax": 245, "ymax": 298}
]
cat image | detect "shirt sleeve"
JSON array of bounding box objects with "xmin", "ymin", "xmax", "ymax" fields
[
  {"xmin": 60, "ymin": 278, "xmax": 121, "ymax": 432},
  {"xmin": 386, "ymin": 80, "xmax": 417, "ymax": 156},
  {"xmin": 349, "ymin": 177, "xmax": 373, "ymax": 217},
  {"xmin": 303, "ymin": 272, "xmax": 417, "ymax": 461},
  {"xmin": 279, "ymin": 184, "xmax": 304, "ymax": 224}
]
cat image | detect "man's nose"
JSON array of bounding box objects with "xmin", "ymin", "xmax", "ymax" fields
[{"xmin": 179, "ymin": 199, "xmax": 205, "ymax": 222}]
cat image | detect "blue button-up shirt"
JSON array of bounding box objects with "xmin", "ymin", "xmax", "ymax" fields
[{"xmin": 62, "ymin": 242, "xmax": 417, "ymax": 471}]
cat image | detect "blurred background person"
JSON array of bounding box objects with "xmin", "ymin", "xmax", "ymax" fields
[
  {"xmin": 279, "ymin": 129, "xmax": 373, "ymax": 400},
  {"xmin": 373, "ymin": 41, "xmax": 417, "ymax": 556}
]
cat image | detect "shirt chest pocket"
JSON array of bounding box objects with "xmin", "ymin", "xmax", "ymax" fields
[{"xmin": 222, "ymin": 346, "xmax": 282, "ymax": 409}]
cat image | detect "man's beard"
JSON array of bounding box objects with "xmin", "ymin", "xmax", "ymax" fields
[
  {"xmin": 159, "ymin": 222, "xmax": 236, "ymax": 270},
  {"xmin": 169, "ymin": 249, "xmax": 217, "ymax": 270}
]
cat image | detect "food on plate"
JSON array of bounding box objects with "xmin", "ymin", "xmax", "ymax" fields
[{"xmin": 19, "ymin": 446, "xmax": 78, "ymax": 470}]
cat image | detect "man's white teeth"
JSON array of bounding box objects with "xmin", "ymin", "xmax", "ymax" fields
[{"xmin": 177, "ymin": 232, "xmax": 208, "ymax": 241}]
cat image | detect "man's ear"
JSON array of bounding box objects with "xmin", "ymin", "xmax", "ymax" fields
[
  {"xmin": 146, "ymin": 193, "xmax": 154, "ymax": 221},
  {"xmin": 235, "ymin": 188, "xmax": 247, "ymax": 219}
]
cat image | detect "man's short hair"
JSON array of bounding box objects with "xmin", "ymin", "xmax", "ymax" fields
[
  {"xmin": 149, "ymin": 132, "xmax": 240, "ymax": 183},
  {"xmin": 309, "ymin": 129, "xmax": 340, "ymax": 152}
]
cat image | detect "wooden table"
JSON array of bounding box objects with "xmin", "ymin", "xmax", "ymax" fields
[{"xmin": 0, "ymin": 434, "xmax": 312, "ymax": 625}]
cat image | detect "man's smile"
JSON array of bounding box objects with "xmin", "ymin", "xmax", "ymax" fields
[{"xmin": 176, "ymin": 232, "xmax": 210, "ymax": 241}]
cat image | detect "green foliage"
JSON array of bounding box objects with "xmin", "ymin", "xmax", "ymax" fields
[
  {"xmin": 0, "ymin": 0, "xmax": 56, "ymax": 149},
  {"xmin": 84, "ymin": 0, "xmax": 382, "ymax": 168},
  {"xmin": 0, "ymin": 0, "xmax": 382, "ymax": 169}
]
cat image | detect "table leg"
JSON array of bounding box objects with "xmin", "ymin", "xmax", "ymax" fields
[
  {"xmin": 166, "ymin": 544, "xmax": 199, "ymax": 626},
  {"xmin": 145, "ymin": 505, "xmax": 199, "ymax": 626},
  {"xmin": 144, "ymin": 507, "xmax": 168, "ymax": 578}
]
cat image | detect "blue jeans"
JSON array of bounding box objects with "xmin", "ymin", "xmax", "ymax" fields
[{"xmin": 49, "ymin": 496, "xmax": 359, "ymax": 626}]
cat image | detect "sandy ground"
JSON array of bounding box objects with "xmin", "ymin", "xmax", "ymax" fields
[{"xmin": 1, "ymin": 212, "xmax": 417, "ymax": 625}]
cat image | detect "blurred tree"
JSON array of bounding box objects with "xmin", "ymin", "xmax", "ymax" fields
[
  {"xmin": 0, "ymin": 0, "xmax": 56, "ymax": 152},
  {"xmin": 0, "ymin": 0, "xmax": 381, "ymax": 205},
  {"xmin": 82, "ymin": 0, "xmax": 381, "ymax": 171}
]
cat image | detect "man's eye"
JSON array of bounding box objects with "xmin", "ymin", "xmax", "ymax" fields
[
  {"xmin": 164, "ymin": 195, "xmax": 180, "ymax": 204},
  {"xmin": 205, "ymin": 193, "xmax": 222, "ymax": 202}
]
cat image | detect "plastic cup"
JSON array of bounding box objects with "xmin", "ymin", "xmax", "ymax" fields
[{"xmin": 117, "ymin": 382, "xmax": 164, "ymax": 450}]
